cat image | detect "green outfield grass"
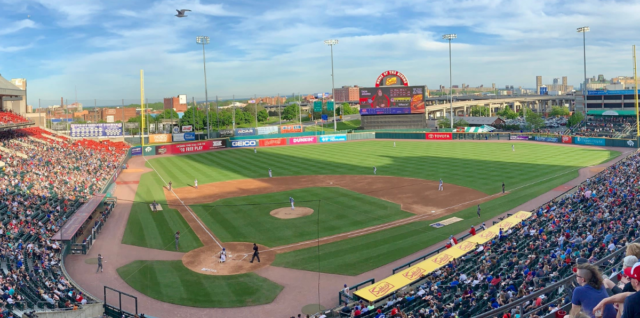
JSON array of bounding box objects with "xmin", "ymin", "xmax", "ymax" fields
[
  {"xmin": 117, "ymin": 260, "xmax": 283, "ymax": 307},
  {"xmin": 121, "ymin": 172, "xmax": 203, "ymax": 252},
  {"xmin": 191, "ymin": 187, "xmax": 413, "ymax": 247}
]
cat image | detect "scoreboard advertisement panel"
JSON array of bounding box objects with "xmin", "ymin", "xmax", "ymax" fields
[{"xmin": 359, "ymin": 86, "xmax": 425, "ymax": 115}]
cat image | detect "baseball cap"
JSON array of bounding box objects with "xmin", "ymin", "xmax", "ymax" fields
[
  {"xmin": 623, "ymin": 262, "xmax": 640, "ymax": 280},
  {"xmin": 575, "ymin": 258, "xmax": 588, "ymax": 265},
  {"xmin": 623, "ymin": 256, "xmax": 638, "ymax": 268}
]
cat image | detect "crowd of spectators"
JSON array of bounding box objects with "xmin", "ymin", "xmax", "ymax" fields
[
  {"xmin": 573, "ymin": 117, "xmax": 636, "ymax": 138},
  {"xmin": 0, "ymin": 111, "xmax": 29, "ymax": 126},
  {"xmin": 333, "ymin": 151, "xmax": 640, "ymax": 318},
  {"xmin": 0, "ymin": 127, "xmax": 127, "ymax": 314}
]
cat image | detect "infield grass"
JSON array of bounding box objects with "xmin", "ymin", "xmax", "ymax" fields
[
  {"xmin": 117, "ymin": 260, "xmax": 282, "ymax": 307},
  {"xmin": 191, "ymin": 187, "xmax": 412, "ymax": 247}
]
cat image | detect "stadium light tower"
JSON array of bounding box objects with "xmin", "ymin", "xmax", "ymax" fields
[
  {"xmin": 442, "ymin": 34, "xmax": 456, "ymax": 129},
  {"xmin": 324, "ymin": 39, "xmax": 338, "ymax": 131},
  {"xmin": 577, "ymin": 27, "xmax": 589, "ymax": 101},
  {"xmin": 196, "ymin": 36, "xmax": 210, "ymax": 137}
]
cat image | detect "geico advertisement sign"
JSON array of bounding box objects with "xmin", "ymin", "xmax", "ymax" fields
[
  {"xmin": 231, "ymin": 140, "xmax": 257, "ymax": 148},
  {"xmin": 289, "ymin": 136, "xmax": 317, "ymax": 145},
  {"xmin": 426, "ymin": 133, "xmax": 452, "ymax": 140}
]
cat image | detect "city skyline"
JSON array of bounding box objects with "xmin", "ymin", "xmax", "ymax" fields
[{"xmin": 2, "ymin": 0, "xmax": 640, "ymax": 103}]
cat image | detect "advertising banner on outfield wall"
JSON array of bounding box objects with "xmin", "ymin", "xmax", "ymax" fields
[
  {"xmin": 149, "ymin": 134, "xmax": 172, "ymax": 144},
  {"xmin": 318, "ymin": 134, "xmax": 347, "ymax": 143},
  {"xmin": 259, "ymin": 138, "xmax": 287, "ymax": 147},
  {"xmin": 574, "ymin": 137, "xmax": 605, "ymax": 146},
  {"xmin": 534, "ymin": 136, "xmax": 559, "ymax": 143},
  {"xmin": 155, "ymin": 140, "xmax": 226, "ymax": 155},
  {"xmin": 173, "ymin": 132, "xmax": 196, "ymax": 142},
  {"xmin": 426, "ymin": 132, "xmax": 452, "ymax": 140},
  {"xmin": 280, "ymin": 124, "xmax": 303, "ymax": 134},
  {"xmin": 219, "ymin": 129, "xmax": 234, "ymax": 137},
  {"xmin": 257, "ymin": 126, "xmax": 279, "ymax": 135},
  {"xmin": 143, "ymin": 145, "xmax": 156, "ymax": 156},
  {"xmin": 289, "ymin": 136, "xmax": 317, "ymax": 145},
  {"xmin": 562, "ymin": 136, "xmax": 573, "ymax": 144},
  {"xmin": 131, "ymin": 146, "xmax": 142, "ymax": 156},
  {"xmin": 510, "ymin": 135, "xmax": 529, "ymax": 140},
  {"xmin": 231, "ymin": 140, "xmax": 257, "ymax": 148},
  {"xmin": 235, "ymin": 128, "xmax": 256, "ymax": 136}
]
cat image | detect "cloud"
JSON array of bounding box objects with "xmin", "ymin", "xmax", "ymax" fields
[
  {"xmin": 0, "ymin": 19, "xmax": 36, "ymax": 35},
  {"xmin": 33, "ymin": 0, "xmax": 103, "ymax": 26}
]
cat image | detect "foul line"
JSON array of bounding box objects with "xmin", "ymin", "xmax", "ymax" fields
[
  {"xmin": 144, "ymin": 157, "xmax": 223, "ymax": 249},
  {"xmin": 262, "ymin": 150, "xmax": 632, "ymax": 253}
]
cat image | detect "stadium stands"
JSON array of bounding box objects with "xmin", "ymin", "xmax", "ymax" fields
[
  {"xmin": 337, "ymin": 151, "xmax": 639, "ymax": 318},
  {"xmin": 0, "ymin": 111, "xmax": 29, "ymax": 126},
  {"xmin": 573, "ymin": 116, "xmax": 636, "ymax": 138},
  {"xmin": 0, "ymin": 128, "xmax": 127, "ymax": 315}
]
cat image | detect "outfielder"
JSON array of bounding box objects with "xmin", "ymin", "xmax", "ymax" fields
[
  {"xmin": 512, "ymin": 144, "xmax": 515, "ymax": 152},
  {"xmin": 394, "ymin": 142, "xmax": 396, "ymax": 147},
  {"xmin": 194, "ymin": 179, "xmax": 198, "ymax": 189},
  {"xmin": 175, "ymin": 231, "xmax": 180, "ymax": 251},
  {"xmin": 254, "ymin": 147, "xmax": 257, "ymax": 154},
  {"xmin": 268, "ymin": 168, "xmax": 272, "ymax": 178},
  {"xmin": 290, "ymin": 197, "xmax": 295, "ymax": 210},
  {"xmin": 438, "ymin": 178, "xmax": 444, "ymax": 191},
  {"xmin": 373, "ymin": 166, "xmax": 377, "ymax": 175}
]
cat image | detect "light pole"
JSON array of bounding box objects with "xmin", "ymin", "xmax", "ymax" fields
[
  {"xmin": 196, "ymin": 36, "xmax": 211, "ymax": 138},
  {"xmin": 442, "ymin": 34, "xmax": 456, "ymax": 129},
  {"xmin": 577, "ymin": 26, "xmax": 589, "ymax": 112},
  {"xmin": 324, "ymin": 39, "xmax": 338, "ymax": 131}
]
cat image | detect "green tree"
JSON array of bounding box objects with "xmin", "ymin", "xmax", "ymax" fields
[
  {"xmin": 524, "ymin": 110, "xmax": 545, "ymax": 131},
  {"xmin": 338, "ymin": 103, "xmax": 358, "ymax": 115},
  {"xmin": 243, "ymin": 104, "xmax": 265, "ymax": 119},
  {"xmin": 496, "ymin": 107, "xmax": 518, "ymax": 119},
  {"xmin": 568, "ymin": 111, "xmax": 585, "ymax": 128},
  {"xmin": 156, "ymin": 109, "xmax": 179, "ymax": 120},
  {"xmin": 282, "ymin": 104, "xmax": 300, "ymax": 121},
  {"xmin": 257, "ymin": 109, "xmax": 269, "ymax": 122},
  {"xmin": 470, "ymin": 105, "xmax": 490, "ymax": 117},
  {"xmin": 180, "ymin": 107, "xmax": 206, "ymax": 131},
  {"xmin": 454, "ymin": 118, "xmax": 469, "ymax": 127},
  {"xmin": 549, "ymin": 106, "xmax": 570, "ymax": 117}
]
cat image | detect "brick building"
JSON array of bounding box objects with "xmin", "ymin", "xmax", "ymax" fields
[
  {"xmin": 255, "ymin": 96, "xmax": 287, "ymax": 105},
  {"xmin": 99, "ymin": 107, "xmax": 137, "ymax": 122},
  {"xmin": 333, "ymin": 86, "xmax": 360, "ymax": 103},
  {"xmin": 164, "ymin": 97, "xmax": 188, "ymax": 112}
]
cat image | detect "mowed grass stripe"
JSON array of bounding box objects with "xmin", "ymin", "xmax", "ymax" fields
[
  {"xmin": 191, "ymin": 187, "xmax": 412, "ymax": 247},
  {"xmin": 117, "ymin": 260, "xmax": 283, "ymax": 307}
]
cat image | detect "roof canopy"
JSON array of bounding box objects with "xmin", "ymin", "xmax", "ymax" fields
[
  {"xmin": 0, "ymin": 75, "xmax": 24, "ymax": 97},
  {"xmin": 52, "ymin": 194, "xmax": 105, "ymax": 241},
  {"xmin": 587, "ymin": 110, "xmax": 637, "ymax": 116}
]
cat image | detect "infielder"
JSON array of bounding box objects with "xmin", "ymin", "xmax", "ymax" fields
[
  {"xmin": 194, "ymin": 179, "xmax": 198, "ymax": 189},
  {"xmin": 438, "ymin": 178, "xmax": 444, "ymax": 191},
  {"xmin": 268, "ymin": 168, "xmax": 272, "ymax": 178},
  {"xmin": 502, "ymin": 182, "xmax": 505, "ymax": 193},
  {"xmin": 168, "ymin": 181, "xmax": 172, "ymax": 191},
  {"xmin": 96, "ymin": 254, "xmax": 104, "ymax": 273},
  {"xmin": 175, "ymin": 231, "xmax": 180, "ymax": 251},
  {"xmin": 477, "ymin": 204, "xmax": 481, "ymax": 218},
  {"xmin": 373, "ymin": 166, "xmax": 377, "ymax": 175},
  {"xmin": 290, "ymin": 197, "xmax": 295, "ymax": 210}
]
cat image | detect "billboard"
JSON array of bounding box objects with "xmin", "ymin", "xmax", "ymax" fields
[
  {"xmin": 173, "ymin": 132, "xmax": 195, "ymax": 142},
  {"xmin": 280, "ymin": 124, "xmax": 303, "ymax": 134},
  {"xmin": 182, "ymin": 125, "xmax": 193, "ymax": 132},
  {"xmin": 131, "ymin": 146, "xmax": 142, "ymax": 156},
  {"xmin": 318, "ymin": 134, "xmax": 347, "ymax": 143},
  {"xmin": 510, "ymin": 135, "xmax": 529, "ymax": 140},
  {"xmin": 574, "ymin": 137, "xmax": 605, "ymax": 146},
  {"xmin": 219, "ymin": 129, "xmax": 234, "ymax": 137},
  {"xmin": 178, "ymin": 94, "xmax": 187, "ymax": 104},
  {"xmin": 235, "ymin": 128, "xmax": 256, "ymax": 136},
  {"xmin": 375, "ymin": 70, "xmax": 409, "ymax": 87},
  {"xmin": 426, "ymin": 132, "xmax": 452, "ymax": 140},
  {"xmin": 149, "ymin": 134, "xmax": 172, "ymax": 144},
  {"xmin": 124, "ymin": 122, "xmax": 139, "ymax": 129},
  {"xmin": 289, "ymin": 136, "xmax": 317, "ymax": 145},
  {"xmin": 155, "ymin": 140, "xmax": 225, "ymax": 155},
  {"xmin": 142, "ymin": 145, "xmax": 156, "ymax": 156},
  {"xmin": 231, "ymin": 140, "xmax": 257, "ymax": 148},
  {"xmin": 70, "ymin": 123, "xmax": 123, "ymax": 137},
  {"xmin": 257, "ymin": 126, "xmax": 279, "ymax": 135},
  {"xmin": 259, "ymin": 138, "xmax": 287, "ymax": 147},
  {"xmin": 359, "ymin": 86, "xmax": 425, "ymax": 115},
  {"xmin": 561, "ymin": 136, "xmax": 573, "ymax": 144},
  {"xmin": 534, "ymin": 136, "xmax": 559, "ymax": 143}
]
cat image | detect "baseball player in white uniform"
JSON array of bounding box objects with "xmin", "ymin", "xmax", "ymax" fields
[
  {"xmin": 269, "ymin": 168, "xmax": 272, "ymax": 178},
  {"xmin": 254, "ymin": 147, "xmax": 257, "ymax": 153},
  {"xmin": 512, "ymin": 144, "xmax": 515, "ymax": 152},
  {"xmin": 438, "ymin": 178, "xmax": 444, "ymax": 191},
  {"xmin": 290, "ymin": 197, "xmax": 295, "ymax": 210},
  {"xmin": 373, "ymin": 166, "xmax": 377, "ymax": 175},
  {"xmin": 394, "ymin": 142, "xmax": 396, "ymax": 147},
  {"xmin": 194, "ymin": 179, "xmax": 198, "ymax": 189}
]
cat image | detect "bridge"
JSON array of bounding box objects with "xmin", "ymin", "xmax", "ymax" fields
[{"xmin": 424, "ymin": 95, "xmax": 575, "ymax": 118}]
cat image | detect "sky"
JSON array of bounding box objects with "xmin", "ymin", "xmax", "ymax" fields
[{"xmin": 1, "ymin": 0, "xmax": 639, "ymax": 106}]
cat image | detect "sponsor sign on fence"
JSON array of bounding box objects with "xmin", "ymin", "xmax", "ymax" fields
[
  {"xmin": 256, "ymin": 126, "xmax": 279, "ymax": 135},
  {"xmin": 426, "ymin": 132, "xmax": 452, "ymax": 140},
  {"xmin": 235, "ymin": 128, "xmax": 256, "ymax": 136},
  {"xmin": 510, "ymin": 135, "xmax": 529, "ymax": 140},
  {"xmin": 149, "ymin": 134, "xmax": 172, "ymax": 144},
  {"xmin": 562, "ymin": 136, "xmax": 573, "ymax": 144},
  {"xmin": 259, "ymin": 138, "xmax": 287, "ymax": 147},
  {"xmin": 172, "ymin": 132, "xmax": 196, "ymax": 142},
  {"xmin": 124, "ymin": 122, "xmax": 139, "ymax": 129},
  {"xmin": 318, "ymin": 134, "xmax": 347, "ymax": 143},
  {"xmin": 534, "ymin": 136, "xmax": 559, "ymax": 143},
  {"xmin": 182, "ymin": 125, "xmax": 193, "ymax": 132},
  {"xmin": 70, "ymin": 123, "xmax": 123, "ymax": 137},
  {"xmin": 155, "ymin": 140, "xmax": 226, "ymax": 155},
  {"xmin": 131, "ymin": 146, "xmax": 142, "ymax": 156},
  {"xmin": 142, "ymin": 145, "xmax": 156, "ymax": 156},
  {"xmin": 231, "ymin": 140, "xmax": 257, "ymax": 148},
  {"xmin": 289, "ymin": 136, "xmax": 317, "ymax": 145},
  {"xmin": 280, "ymin": 124, "xmax": 303, "ymax": 134},
  {"xmin": 219, "ymin": 129, "xmax": 234, "ymax": 137},
  {"xmin": 574, "ymin": 137, "xmax": 605, "ymax": 146}
]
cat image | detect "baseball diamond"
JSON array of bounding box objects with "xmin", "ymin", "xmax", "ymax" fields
[{"xmin": 62, "ymin": 139, "xmax": 630, "ymax": 317}]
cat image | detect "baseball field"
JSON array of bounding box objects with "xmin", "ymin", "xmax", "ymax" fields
[{"xmin": 118, "ymin": 140, "xmax": 619, "ymax": 308}]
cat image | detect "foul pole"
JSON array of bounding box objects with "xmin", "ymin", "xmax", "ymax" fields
[
  {"xmin": 140, "ymin": 70, "xmax": 145, "ymax": 146},
  {"xmin": 634, "ymin": 46, "xmax": 639, "ymax": 137}
]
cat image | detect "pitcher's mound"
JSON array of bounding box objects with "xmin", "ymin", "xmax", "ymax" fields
[{"xmin": 270, "ymin": 207, "xmax": 314, "ymax": 219}]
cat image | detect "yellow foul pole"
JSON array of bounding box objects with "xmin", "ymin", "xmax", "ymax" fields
[
  {"xmin": 140, "ymin": 70, "xmax": 145, "ymax": 146},
  {"xmin": 634, "ymin": 46, "xmax": 639, "ymax": 137}
]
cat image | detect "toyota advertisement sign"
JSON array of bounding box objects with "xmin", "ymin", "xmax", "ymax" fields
[
  {"xmin": 426, "ymin": 133, "xmax": 452, "ymax": 140},
  {"xmin": 231, "ymin": 140, "xmax": 258, "ymax": 148}
]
